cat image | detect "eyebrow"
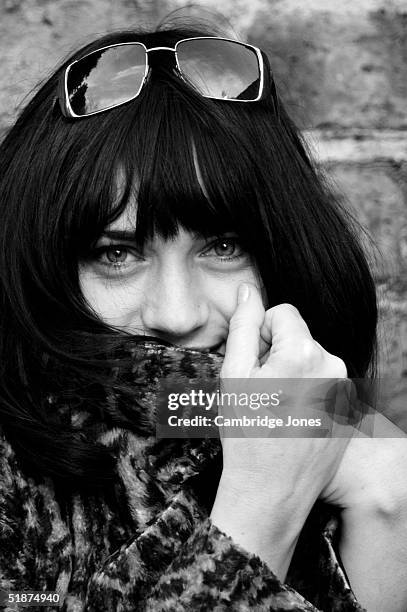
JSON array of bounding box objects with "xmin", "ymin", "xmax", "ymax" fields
[
  {"xmin": 100, "ymin": 229, "xmax": 238, "ymax": 243},
  {"xmin": 102, "ymin": 229, "xmax": 138, "ymax": 241}
]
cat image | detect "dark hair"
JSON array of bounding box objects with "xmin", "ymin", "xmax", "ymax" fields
[{"xmin": 0, "ymin": 23, "xmax": 377, "ymax": 488}]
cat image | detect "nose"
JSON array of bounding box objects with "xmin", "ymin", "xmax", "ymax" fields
[{"xmin": 139, "ymin": 264, "xmax": 209, "ymax": 344}]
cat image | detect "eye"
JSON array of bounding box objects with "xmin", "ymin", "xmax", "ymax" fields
[
  {"xmin": 88, "ymin": 243, "xmax": 142, "ymax": 272},
  {"xmin": 105, "ymin": 246, "xmax": 128, "ymax": 264},
  {"xmin": 201, "ymin": 236, "xmax": 248, "ymax": 264},
  {"xmin": 213, "ymin": 238, "xmax": 237, "ymax": 257}
]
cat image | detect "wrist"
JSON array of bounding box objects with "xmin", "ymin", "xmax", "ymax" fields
[
  {"xmin": 218, "ymin": 466, "xmax": 319, "ymax": 519},
  {"xmin": 210, "ymin": 470, "xmax": 316, "ymax": 580}
]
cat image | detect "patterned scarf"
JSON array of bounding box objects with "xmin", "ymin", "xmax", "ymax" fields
[{"xmin": 0, "ymin": 341, "xmax": 364, "ymax": 611}]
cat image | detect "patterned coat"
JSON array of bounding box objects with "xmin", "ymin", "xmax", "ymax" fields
[{"xmin": 0, "ymin": 342, "xmax": 364, "ymax": 611}]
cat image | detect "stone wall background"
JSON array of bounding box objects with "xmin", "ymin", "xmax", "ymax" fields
[{"xmin": 1, "ymin": 0, "xmax": 406, "ymax": 426}]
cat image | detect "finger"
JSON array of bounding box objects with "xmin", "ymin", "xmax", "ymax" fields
[
  {"xmin": 258, "ymin": 335, "xmax": 270, "ymax": 364},
  {"xmin": 260, "ymin": 303, "xmax": 313, "ymax": 347},
  {"xmin": 222, "ymin": 283, "xmax": 265, "ymax": 377}
]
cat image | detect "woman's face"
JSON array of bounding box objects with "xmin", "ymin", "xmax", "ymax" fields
[{"xmin": 79, "ymin": 206, "xmax": 262, "ymax": 355}]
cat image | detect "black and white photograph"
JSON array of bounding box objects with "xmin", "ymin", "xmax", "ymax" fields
[{"xmin": 0, "ymin": 1, "xmax": 406, "ymax": 610}]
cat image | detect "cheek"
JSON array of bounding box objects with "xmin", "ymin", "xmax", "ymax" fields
[
  {"xmin": 79, "ymin": 269, "xmax": 142, "ymax": 327},
  {"xmin": 206, "ymin": 267, "xmax": 264, "ymax": 320},
  {"xmin": 78, "ymin": 263, "xmax": 265, "ymax": 331}
]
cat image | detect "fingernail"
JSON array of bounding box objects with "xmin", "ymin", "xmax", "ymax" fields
[{"xmin": 238, "ymin": 283, "xmax": 250, "ymax": 304}]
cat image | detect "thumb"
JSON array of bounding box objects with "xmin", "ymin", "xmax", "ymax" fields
[{"xmin": 221, "ymin": 283, "xmax": 265, "ymax": 378}]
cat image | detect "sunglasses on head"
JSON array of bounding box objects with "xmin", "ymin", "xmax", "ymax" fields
[{"xmin": 58, "ymin": 36, "xmax": 279, "ymax": 119}]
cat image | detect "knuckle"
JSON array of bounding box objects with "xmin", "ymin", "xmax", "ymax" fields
[
  {"xmin": 300, "ymin": 338, "xmax": 322, "ymax": 363},
  {"xmin": 328, "ymin": 355, "xmax": 348, "ymax": 378},
  {"xmin": 263, "ymin": 308, "xmax": 273, "ymax": 323},
  {"xmin": 268, "ymin": 303, "xmax": 300, "ymax": 316},
  {"xmin": 281, "ymin": 302, "xmax": 300, "ymax": 315}
]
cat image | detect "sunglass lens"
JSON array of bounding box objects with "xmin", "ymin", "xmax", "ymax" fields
[
  {"xmin": 176, "ymin": 39, "xmax": 261, "ymax": 101},
  {"xmin": 67, "ymin": 44, "xmax": 147, "ymax": 116}
]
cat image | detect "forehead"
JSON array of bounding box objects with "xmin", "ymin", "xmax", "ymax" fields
[
  {"xmin": 105, "ymin": 205, "xmax": 211, "ymax": 248},
  {"xmin": 108, "ymin": 198, "xmax": 138, "ymax": 231},
  {"xmin": 108, "ymin": 152, "xmax": 235, "ymax": 242}
]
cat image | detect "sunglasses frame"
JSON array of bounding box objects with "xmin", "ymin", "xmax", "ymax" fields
[{"xmin": 59, "ymin": 36, "xmax": 268, "ymax": 119}]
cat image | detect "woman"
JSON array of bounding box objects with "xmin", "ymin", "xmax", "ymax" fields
[{"xmin": 0, "ymin": 22, "xmax": 406, "ymax": 611}]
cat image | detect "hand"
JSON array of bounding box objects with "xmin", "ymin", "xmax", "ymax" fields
[
  {"xmin": 210, "ymin": 282, "xmax": 350, "ymax": 579},
  {"xmin": 219, "ymin": 282, "xmax": 349, "ymax": 492}
]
